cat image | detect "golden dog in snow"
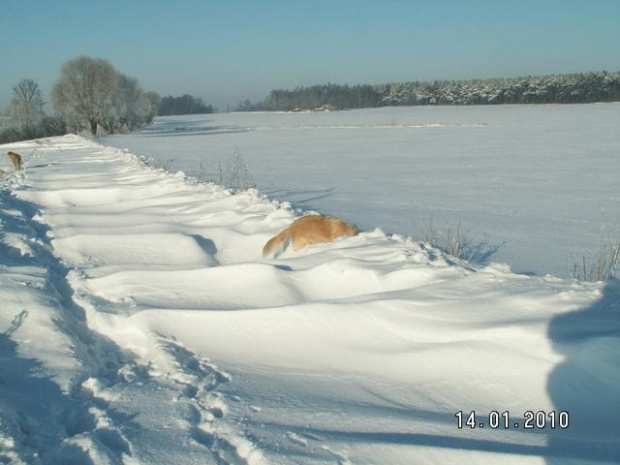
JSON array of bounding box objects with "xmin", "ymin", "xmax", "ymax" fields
[{"xmin": 263, "ymin": 215, "xmax": 358, "ymax": 257}]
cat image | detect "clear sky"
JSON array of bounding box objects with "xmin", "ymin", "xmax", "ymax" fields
[{"xmin": 1, "ymin": 0, "xmax": 619, "ymax": 112}]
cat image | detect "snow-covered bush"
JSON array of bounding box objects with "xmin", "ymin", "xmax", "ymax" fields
[
  {"xmin": 217, "ymin": 148, "xmax": 254, "ymax": 190},
  {"xmin": 419, "ymin": 218, "xmax": 503, "ymax": 265},
  {"xmin": 572, "ymin": 229, "xmax": 620, "ymax": 281}
]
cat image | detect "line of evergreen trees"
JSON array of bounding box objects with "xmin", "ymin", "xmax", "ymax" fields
[
  {"xmin": 157, "ymin": 94, "xmax": 214, "ymax": 116},
  {"xmin": 263, "ymin": 71, "xmax": 620, "ymax": 111}
]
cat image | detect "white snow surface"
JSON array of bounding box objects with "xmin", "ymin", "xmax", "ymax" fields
[
  {"xmin": 104, "ymin": 104, "xmax": 620, "ymax": 279},
  {"xmin": 0, "ymin": 134, "xmax": 618, "ymax": 464}
]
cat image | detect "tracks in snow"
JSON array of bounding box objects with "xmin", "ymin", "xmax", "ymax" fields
[
  {"xmin": 10, "ymin": 138, "xmax": 272, "ymax": 464},
  {"xmin": 7, "ymin": 136, "xmax": 459, "ymax": 464},
  {"xmin": 159, "ymin": 338, "xmax": 266, "ymax": 465},
  {"xmin": 0, "ymin": 185, "xmax": 137, "ymax": 463}
]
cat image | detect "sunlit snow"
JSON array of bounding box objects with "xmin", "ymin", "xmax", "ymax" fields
[
  {"xmin": 1, "ymin": 106, "xmax": 619, "ymax": 464},
  {"xmin": 105, "ymin": 104, "xmax": 620, "ymax": 279}
]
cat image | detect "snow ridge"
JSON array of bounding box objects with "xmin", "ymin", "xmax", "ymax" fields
[
  {"xmin": 0, "ymin": 183, "xmax": 135, "ymax": 464},
  {"xmin": 5, "ymin": 136, "xmax": 275, "ymax": 464},
  {"xmin": 1, "ymin": 135, "xmax": 618, "ymax": 464}
]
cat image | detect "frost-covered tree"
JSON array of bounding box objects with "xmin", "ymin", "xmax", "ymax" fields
[
  {"xmin": 100, "ymin": 74, "xmax": 143, "ymax": 133},
  {"xmin": 52, "ymin": 56, "xmax": 119, "ymax": 135},
  {"xmin": 0, "ymin": 78, "xmax": 66, "ymax": 144},
  {"xmin": 52, "ymin": 55, "xmax": 156, "ymax": 135},
  {"xmin": 10, "ymin": 78, "xmax": 45, "ymax": 135},
  {"xmin": 117, "ymin": 74, "xmax": 143, "ymax": 130},
  {"xmin": 139, "ymin": 91, "xmax": 161, "ymax": 124}
]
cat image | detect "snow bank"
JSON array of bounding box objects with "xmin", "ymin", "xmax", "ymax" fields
[
  {"xmin": 0, "ymin": 135, "xmax": 618, "ymax": 464},
  {"xmin": 104, "ymin": 104, "xmax": 620, "ymax": 279}
]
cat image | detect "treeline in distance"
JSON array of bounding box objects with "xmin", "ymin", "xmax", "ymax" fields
[
  {"xmin": 1, "ymin": 55, "xmax": 214, "ymax": 143},
  {"xmin": 256, "ymin": 71, "xmax": 620, "ymax": 111},
  {"xmin": 157, "ymin": 94, "xmax": 214, "ymax": 116}
]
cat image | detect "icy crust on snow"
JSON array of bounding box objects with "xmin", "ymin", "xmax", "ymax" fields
[{"xmin": 0, "ymin": 135, "xmax": 619, "ymax": 464}]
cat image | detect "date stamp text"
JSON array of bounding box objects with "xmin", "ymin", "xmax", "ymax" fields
[{"xmin": 455, "ymin": 410, "xmax": 570, "ymax": 430}]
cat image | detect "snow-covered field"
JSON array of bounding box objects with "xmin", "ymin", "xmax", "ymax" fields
[
  {"xmin": 1, "ymin": 134, "xmax": 618, "ymax": 464},
  {"xmin": 104, "ymin": 104, "xmax": 620, "ymax": 279}
]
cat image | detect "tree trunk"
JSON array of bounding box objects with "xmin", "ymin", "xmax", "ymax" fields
[{"xmin": 89, "ymin": 119, "xmax": 98, "ymax": 136}]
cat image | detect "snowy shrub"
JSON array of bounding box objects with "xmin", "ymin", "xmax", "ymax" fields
[
  {"xmin": 0, "ymin": 116, "xmax": 66, "ymax": 144},
  {"xmin": 419, "ymin": 217, "xmax": 503, "ymax": 265},
  {"xmin": 572, "ymin": 223, "xmax": 620, "ymax": 281},
  {"xmin": 217, "ymin": 148, "xmax": 254, "ymax": 190},
  {"xmin": 149, "ymin": 156, "xmax": 176, "ymax": 172}
]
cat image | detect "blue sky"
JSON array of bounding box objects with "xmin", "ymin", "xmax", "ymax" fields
[{"xmin": 1, "ymin": 0, "xmax": 619, "ymax": 111}]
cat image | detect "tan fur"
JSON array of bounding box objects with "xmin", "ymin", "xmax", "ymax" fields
[
  {"xmin": 263, "ymin": 215, "xmax": 358, "ymax": 257},
  {"xmin": 7, "ymin": 151, "xmax": 22, "ymax": 170}
]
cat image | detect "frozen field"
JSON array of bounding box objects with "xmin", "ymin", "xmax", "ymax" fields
[
  {"xmin": 105, "ymin": 103, "xmax": 620, "ymax": 278},
  {"xmin": 1, "ymin": 135, "xmax": 619, "ymax": 464}
]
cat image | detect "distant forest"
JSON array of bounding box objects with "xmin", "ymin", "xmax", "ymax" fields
[
  {"xmin": 158, "ymin": 94, "xmax": 214, "ymax": 116},
  {"xmin": 253, "ymin": 71, "xmax": 620, "ymax": 111}
]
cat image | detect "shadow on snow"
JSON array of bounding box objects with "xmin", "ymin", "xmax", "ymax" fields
[
  {"xmin": 547, "ymin": 278, "xmax": 620, "ymax": 464},
  {"xmin": 0, "ymin": 190, "xmax": 139, "ymax": 464}
]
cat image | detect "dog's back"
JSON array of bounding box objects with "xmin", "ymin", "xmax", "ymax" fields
[
  {"xmin": 7, "ymin": 152, "xmax": 22, "ymax": 170},
  {"xmin": 263, "ymin": 215, "xmax": 357, "ymax": 257}
]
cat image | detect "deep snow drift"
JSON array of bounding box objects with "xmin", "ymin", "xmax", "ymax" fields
[
  {"xmin": 104, "ymin": 104, "xmax": 620, "ymax": 279},
  {"xmin": 0, "ymin": 135, "xmax": 619, "ymax": 465}
]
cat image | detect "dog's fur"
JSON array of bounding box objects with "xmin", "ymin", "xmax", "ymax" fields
[
  {"xmin": 7, "ymin": 152, "xmax": 22, "ymax": 171},
  {"xmin": 263, "ymin": 215, "xmax": 358, "ymax": 257}
]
